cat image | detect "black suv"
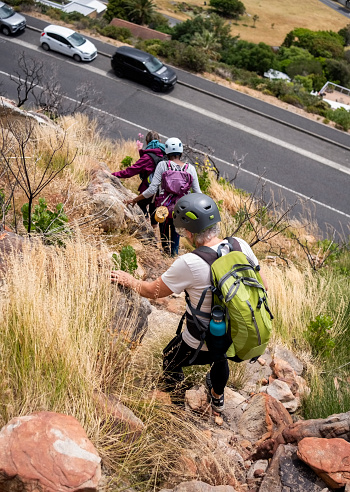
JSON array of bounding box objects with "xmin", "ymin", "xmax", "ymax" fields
[{"xmin": 111, "ymin": 46, "xmax": 177, "ymax": 91}]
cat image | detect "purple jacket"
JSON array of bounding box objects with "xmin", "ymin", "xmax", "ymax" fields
[{"xmin": 112, "ymin": 148, "xmax": 165, "ymax": 193}]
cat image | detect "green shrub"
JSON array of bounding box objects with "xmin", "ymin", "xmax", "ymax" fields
[
  {"xmin": 44, "ymin": 7, "xmax": 61, "ymax": 20},
  {"xmin": 120, "ymin": 156, "xmax": 133, "ymax": 169},
  {"xmin": 21, "ymin": 198, "xmax": 70, "ymax": 245},
  {"xmin": 177, "ymin": 45, "xmax": 208, "ymax": 72},
  {"xmin": 304, "ymin": 314, "xmax": 335, "ymax": 359},
  {"xmin": 326, "ymin": 107, "xmax": 350, "ymax": 131},
  {"xmin": 279, "ymin": 93, "xmax": 304, "ymax": 108},
  {"xmin": 97, "ymin": 25, "xmax": 131, "ymax": 42},
  {"xmin": 120, "ymin": 246, "xmax": 138, "ymax": 275}
]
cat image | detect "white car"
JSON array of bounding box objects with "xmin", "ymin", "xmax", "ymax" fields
[{"xmin": 40, "ymin": 25, "xmax": 97, "ymax": 62}]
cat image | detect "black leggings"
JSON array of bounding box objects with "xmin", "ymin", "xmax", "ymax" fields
[{"xmin": 162, "ymin": 334, "xmax": 229, "ymax": 395}]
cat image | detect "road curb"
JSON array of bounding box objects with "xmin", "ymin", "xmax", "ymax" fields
[{"xmin": 26, "ymin": 24, "xmax": 350, "ymax": 151}]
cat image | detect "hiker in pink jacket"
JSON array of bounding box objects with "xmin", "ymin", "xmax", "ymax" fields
[
  {"xmin": 126, "ymin": 137, "xmax": 201, "ymax": 256},
  {"xmin": 112, "ymin": 131, "xmax": 165, "ymax": 230}
]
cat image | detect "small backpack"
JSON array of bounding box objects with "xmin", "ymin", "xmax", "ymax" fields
[
  {"xmin": 155, "ymin": 161, "xmax": 193, "ymax": 216},
  {"xmin": 179, "ymin": 237, "xmax": 273, "ymax": 364}
]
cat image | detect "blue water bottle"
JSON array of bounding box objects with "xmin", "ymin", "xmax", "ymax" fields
[{"xmin": 209, "ymin": 306, "xmax": 226, "ymax": 336}]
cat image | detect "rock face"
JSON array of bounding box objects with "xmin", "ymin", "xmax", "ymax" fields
[
  {"xmin": 0, "ymin": 96, "xmax": 54, "ymax": 126},
  {"xmin": 237, "ymin": 393, "xmax": 293, "ymax": 444},
  {"xmin": 0, "ymin": 412, "xmax": 101, "ymax": 492},
  {"xmin": 86, "ymin": 164, "xmax": 156, "ymax": 242},
  {"xmin": 254, "ymin": 410, "xmax": 350, "ymax": 460},
  {"xmin": 111, "ymin": 288, "xmax": 152, "ymax": 343},
  {"xmin": 297, "ymin": 437, "xmax": 350, "ymax": 489},
  {"xmin": 259, "ymin": 443, "xmax": 330, "ymax": 492}
]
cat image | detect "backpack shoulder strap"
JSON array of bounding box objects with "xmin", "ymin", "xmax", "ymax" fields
[
  {"xmin": 147, "ymin": 152, "xmax": 164, "ymax": 166},
  {"xmin": 192, "ymin": 245, "xmax": 218, "ymax": 266}
]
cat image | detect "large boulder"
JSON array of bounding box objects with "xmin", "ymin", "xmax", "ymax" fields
[
  {"xmin": 86, "ymin": 163, "xmax": 156, "ymax": 242},
  {"xmin": 111, "ymin": 288, "xmax": 152, "ymax": 343},
  {"xmin": 237, "ymin": 393, "xmax": 293, "ymax": 444},
  {"xmin": 259, "ymin": 443, "xmax": 330, "ymax": 492},
  {"xmin": 297, "ymin": 437, "xmax": 350, "ymax": 489},
  {"xmin": 0, "ymin": 411, "xmax": 101, "ymax": 492}
]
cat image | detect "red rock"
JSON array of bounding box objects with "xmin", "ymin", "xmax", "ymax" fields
[
  {"xmin": 94, "ymin": 390, "xmax": 144, "ymax": 442},
  {"xmin": 0, "ymin": 411, "xmax": 101, "ymax": 492},
  {"xmin": 270, "ymin": 358, "xmax": 299, "ymax": 395},
  {"xmin": 297, "ymin": 437, "xmax": 350, "ymax": 489},
  {"xmin": 238, "ymin": 393, "xmax": 293, "ymax": 445}
]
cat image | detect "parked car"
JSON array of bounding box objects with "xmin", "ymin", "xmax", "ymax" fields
[
  {"xmin": 40, "ymin": 25, "xmax": 97, "ymax": 62},
  {"xmin": 111, "ymin": 46, "xmax": 177, "ymax": 91},
  {"xmin": 0, "ymin": 1, "xmax": 26, "ymax": 36}
]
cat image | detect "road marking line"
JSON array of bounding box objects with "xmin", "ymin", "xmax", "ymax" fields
[
  {"xmin": 1, "ymin": 42, "xmax": 349, "ymax": 220},
  {"xmin": 5, "ymin": 38, "xmax": 350, "ymax": 176},
  {"xmin": 162, "ymin": 95, "xmax": 350, "ymax": 177}
]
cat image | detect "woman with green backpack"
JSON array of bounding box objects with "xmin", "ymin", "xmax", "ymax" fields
[{"xmin": 112, "ymin": 193, "xmax": 270, "ymax": 414}]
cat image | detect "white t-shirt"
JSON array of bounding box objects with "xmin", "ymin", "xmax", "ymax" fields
[{"xmin": 161, "ymin": 237, "xmax": 259, "ymax": 349}]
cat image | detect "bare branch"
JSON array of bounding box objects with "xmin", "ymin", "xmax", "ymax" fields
[{"xmin": 10, "ymin": 52, "xmax": 44, "ymax": 108}]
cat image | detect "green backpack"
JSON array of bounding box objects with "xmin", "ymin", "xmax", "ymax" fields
[{"xmin": 181, "ymin": 237, "xmax": 273, "ymax": 364}]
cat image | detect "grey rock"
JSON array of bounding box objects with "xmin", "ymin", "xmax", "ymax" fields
[
  {"xmin": 246, "ymin": 459, "xmax": 268, "ymax": 479},
  {"xmin": 86, "ymin": 164, "xmax": 156, "ymax": 242},
  {"xmin": 158, "ymin": 481, "xmax": 236, "ymax": 491},
  {"xmin": 259, "ymin": 444, "xmax": 330, "ymax": 492},
  {"xmin": 274, "ymin": 345, "xmax": 304, "ymax": 375},
  {"xmin": 279, "ymin": 447, "xmax": 331, "ymax": 491},
  {"xmin": 111, "ymin": 290, "xmax": 152, "ymax": 343},
  {"xmin": 266, "ymin": 380, "xmax": 299, "ymax": 413}
]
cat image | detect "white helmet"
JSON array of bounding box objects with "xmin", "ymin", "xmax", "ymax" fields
[{"xmin": 165, "ymin": 137, "xmax": 183, "ymax": 155}]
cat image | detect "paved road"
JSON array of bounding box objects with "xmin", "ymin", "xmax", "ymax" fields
[
  {"xmin": 317, "ymin": 0, "xmax": 350, "ymax": 19},
  {"xmin": 1, "ymin": 17, "xmax": 349, "ymax": 240}
]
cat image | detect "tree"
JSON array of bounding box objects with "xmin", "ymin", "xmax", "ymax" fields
[
  {"xmin": 0, "ymin": 118, "xmax": 76, "ymax": 234},
  {"xmin": 8, "ymin": 53, "xmax": 101, "ymax": 118},
  {"xmin": 338, "ymin": 24, "xmax": 350, "ymax": 46},
  {"xmin": 282, "ymin": 28, "xmax": 345, "ymax": 59},
  {"xmin": 209, "ymin": 0, "xmax": 245, "ymax": 19},
  {"xmin": 104, "ymin": 0, "xmax": 129, "ymax": 22},
  {"xmin": 252, "ymin": 14, "xmax": 259, "ymax": 27},
  {"xmin": 125, "ymin": 0, "xmax": 155, "ymax": 25},
  {"xmin": 192, "ymin": 29, "xmax": 221, "ymax": 60},
  {"xmin": 220, "ymin": 40, "xmax": 276, "ymax": 75},
  {"xmin": 10, "ymin": 53, "xmax": 44, "ymax": 108}
]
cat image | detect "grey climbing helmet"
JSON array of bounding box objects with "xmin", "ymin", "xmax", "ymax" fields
[{"xmin": 173, "ymin": 193, "xmax": 221, "ymax": 233}]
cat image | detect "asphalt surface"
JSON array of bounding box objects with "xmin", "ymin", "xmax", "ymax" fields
[{"xmin": 1, "ymin": 15, "xmax": 350, "ymax": 240}]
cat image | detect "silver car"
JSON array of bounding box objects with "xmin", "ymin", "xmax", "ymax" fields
[{"xmin": 0, "ymin": 1, "xmax": 26, "ymax": 36}]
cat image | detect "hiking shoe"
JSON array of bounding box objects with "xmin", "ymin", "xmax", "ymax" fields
[
  {"xmin": 206, "ymin": 373, "xmax": 225, "ymax": 412},
  {"xmin": 210, "ymin": 391, "xmax": 225, "ymax": 413}
]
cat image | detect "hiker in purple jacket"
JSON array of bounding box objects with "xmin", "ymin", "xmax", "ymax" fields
[
  {"xmin": 112, "ymin": 131, "xmax": 165, "ymax": 230},
  {"xmin": 126, "ymin": 137, "xmax": 201, "ymax": 257}
]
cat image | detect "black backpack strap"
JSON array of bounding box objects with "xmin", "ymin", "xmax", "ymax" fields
[{"xmin": 147, "ymin": 151, "xmax": 164, "ymax": 166}]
